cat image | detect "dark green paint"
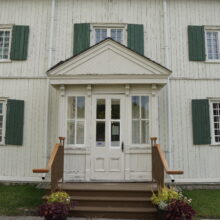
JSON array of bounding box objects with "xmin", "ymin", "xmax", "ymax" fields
[
  {"xmin": 5, "ymin": 99, "xmax": 24, "ymax": 145},
  {"xmin": 127, "ymin": 24, "xmax": 144, "ymax": 55},
  {"xmin": 73, "ymin": 23, "xmax": 90, "ymax": 55},
  {"xmin": 188, "ymin": 26, "xmax": 205, "ymax": 61},
  {"xmin": 10, "ymin": 25, "xmax": 29, "ymax": 60},
  {"xmin": 192, "ymin": 99, "xmax": 211, "ymax": 145}
]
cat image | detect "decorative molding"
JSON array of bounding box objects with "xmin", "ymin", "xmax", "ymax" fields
[
  {"xmin": 151, "ymin": 84, "xmax": 157, "ymax": 96},
  {"xmin": 86, "ymin": 84, "xmax": 92, "ymax": 97},
  {"xmin": 125, "ymin": 84, "xmax": 130, "ymax": 96},
  {"xmin": 59, "ymin": 85, "xmax": 66, "ymax": 97}
]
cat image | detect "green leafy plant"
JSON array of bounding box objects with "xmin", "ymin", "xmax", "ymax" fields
[
  {"xmin": 38, "ymin": 191, "xmax": 75, "ymax": 220},
  {"xmin": 151, "ymin": 186, "xmax": 181, "ymax": 207},
  {"xmin": 151, "ymin": 186, "xmax": 195, "ymax": 220},
  {"xmin": 47, "ymin": 191, "xmax": 70, "ymax": 204}
]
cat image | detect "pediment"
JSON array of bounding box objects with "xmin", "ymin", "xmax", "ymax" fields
[{"xmin": 47, "ymin": 39, "xmax": 171, "ymax": 78}]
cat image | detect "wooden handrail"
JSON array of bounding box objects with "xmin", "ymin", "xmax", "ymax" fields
[
  {"xmin": 33, "ymin": 137, "xmax": 65, "ymax": 192},
  {"xmin": 155, "ymin": 144, "xmax": 183, "ymax": 175},
  {"xmin": 151, "ymin": 137, "xmax": 183, "ymax": 187}
]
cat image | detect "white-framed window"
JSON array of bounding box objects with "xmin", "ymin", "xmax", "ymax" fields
[
  {"xmin": 131, "ymin": 96, "xmax": 149, "ymax": 145},
  {"xmin": 0, "ymin": 27, "xmax": 12, "ymax": 61},
  {"xmin": 91, "ymin": 24, "xmax": 126, "ymax": 45},
  {"xmin": 0, "ymin": 100, "xmax": 6, "ymax": 145},
  {"xmin": 67, "ymin": 96, "xmax": 85, "ymax": 146},
  {"xmin": 205, "ymin": 29, "xmax": 220, "ymax": 61},
  {"xmin": 210, "ymin": 100, "xmax": 220, "ymax": 144}
]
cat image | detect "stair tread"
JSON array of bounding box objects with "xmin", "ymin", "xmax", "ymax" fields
[
  {"xmin": 72, "ymin": 206, "xmax": 156, "ymax": 213},
  {"xmin": 72, "ymin": 196, "xmax": 151, "ymax": 201},
  {"xmin": 59, "ymin": 182, "xmax": 157, "ymax": 192}
]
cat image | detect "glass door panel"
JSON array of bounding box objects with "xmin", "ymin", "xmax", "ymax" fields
[
  {"xmin": 96, "ymin": 99, "xmax": 106, "ymax": 147},
  {"xmin": 111, "ymin": 99, "xmax": 120, "ymax": 147}
]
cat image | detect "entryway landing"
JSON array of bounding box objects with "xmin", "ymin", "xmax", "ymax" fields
[{"xmin": 57, "ymin": 182, "xmax": 157, "ymax": 192}]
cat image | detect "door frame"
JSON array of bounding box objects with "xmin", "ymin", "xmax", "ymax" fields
[{"xmin": 90, "ymin": 94, "xmax": 125, "ymax": 181}]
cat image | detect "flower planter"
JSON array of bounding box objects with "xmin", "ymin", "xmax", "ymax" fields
[{"xmin": 156, "ymin": 207, "xmax": 169, "ymax": 220}]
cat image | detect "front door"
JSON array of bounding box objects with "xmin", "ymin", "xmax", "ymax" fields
[{"xmin": 91, "ymin": 95, "xmax": 125, "ymax": 181}]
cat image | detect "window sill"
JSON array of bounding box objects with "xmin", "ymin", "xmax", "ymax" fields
[
  {"xmin": 205, "ymin": 60, "xmax": 220, "ymax": 64},
  {"xmin": 0, "ymin": 59, "xmax": 12, "ymax": 63},
  {"xmin": 210, "ymin": 143, "xmax": 220, "ymax": 146}
]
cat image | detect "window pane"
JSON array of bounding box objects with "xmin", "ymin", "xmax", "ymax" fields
[
  {"xmin": 132, "ymin": 120, "xmax": 140, "ymax": 144},
  {"xmin": 76, "ymin": 121, "xmax": 84, "ymax": 144},
  {"xmin": 132, "ymin": 96, "xmax": 140, "ymax": 119},
  {"xmin": 67, "ymin": 97, "xmax": 75, "ymax": 119},
  {"xmin": 141, "ymin": 120, "xmax": 149, "ymax": 144},
  {"xmin": 95, "ymin": 29, "xmax": 107, "ymax": 44},
  {"xmin": 0, "ymin": 30, "xmax": 10, "ymax": 60},
  {"xmin": 96, "ymin": 122, "xmax": 105, "ymax": 147},
  {"xmin": 0, "ymin": 103, "xmax": 2, "ymax": 114},
  {"xmin": 141, "ymin": 96, "xmax": 149, "ymax": 119},
  {"xmin": 111, "ymin": 29, "xmax": 123, "ymax": 44},
  {"xmin": 206, "ymin": 32, "xmax": 220, "ymax": 60},
  {"xmin": 97, "ymin": 99, "xmax": 105, "ymax": 119},
  {"xmin": 67, "ymin": 122, "xmax": 75, "ymax": 144},
  {"xmin": 111, "ymin": 122, "xmax": 120, "ymax": 146},
  {"xmin": 111, "ymin": 99, "xmax": 120, "ymax": 119},
  {"xmin": 77, "ymin": 97, "xmax": 85, "ymax": 119}
]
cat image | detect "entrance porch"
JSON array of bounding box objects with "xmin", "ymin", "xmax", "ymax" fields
[{"xmin": 46, "ymin": 38, "xmax": 172, "ymax": 182}]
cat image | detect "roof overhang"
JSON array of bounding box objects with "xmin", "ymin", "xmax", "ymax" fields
[{"xmin": 47, "ymin": 38, "xmax": 172, "ymax": 85}]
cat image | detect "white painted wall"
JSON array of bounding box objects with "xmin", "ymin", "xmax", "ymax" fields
[{"xmin": 0, "ymin": 79, "xmax": 47, "ymax": 180}]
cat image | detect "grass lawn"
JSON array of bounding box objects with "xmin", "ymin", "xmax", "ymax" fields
[
  {"xmin": 0, "ymin": 183, "xmax": 45, "ymax": 216},
  {"xmin": 183, "ymin": 189, "xmax": 220, "ymax": 219}
]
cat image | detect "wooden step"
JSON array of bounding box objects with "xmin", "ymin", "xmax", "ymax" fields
[
  {"xmin": 72, "ymin": 196, "xmax": 153, "ymax": 208},
  {"xmin": 71, "ymin": 206, "xmax": 158, "ymax": 219}
]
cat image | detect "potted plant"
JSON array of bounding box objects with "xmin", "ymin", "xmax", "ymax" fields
[
  {"xmin": 151, "ymin": 186, "xmax": 196, "ymax": 220},
  {"xmin": 38, "ymin": 191, "xmax": 75, "ymax": 220}
]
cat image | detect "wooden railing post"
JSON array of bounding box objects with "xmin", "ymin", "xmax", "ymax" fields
[
  {"xmin": 33, "ymin": 137, "xmax": 65, "ymax": 193},
  {"xmin": 151, "ymin": 137, "xmax": 183, "ymax": 189}
]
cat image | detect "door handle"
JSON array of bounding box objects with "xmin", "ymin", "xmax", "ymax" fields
[{"xmin": 121, "ymin": 141, "xmax": 124, "ymax": 152}]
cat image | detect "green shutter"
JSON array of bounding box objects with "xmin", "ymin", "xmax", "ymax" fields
[
  {"xmin": 10, "ymin": 25, "xmax": 29, "ymax": 60},
  {"xmin": 127, "ymin": 24, "xmax": 144, "ymax": 55},
  {"xmin": 188, "ymin": 26, "xmax": 205, "ymax": 61},
  {"xmin": 73, "ymin": 23, "xmax": 90, "ymax": 55},
  {"xmin": 5, "ymin": 100, "xmax": 24, "ymax": 145},
  {"xmin": 192, "ymin": 99, "xmax": 211, "ymax": 145}
]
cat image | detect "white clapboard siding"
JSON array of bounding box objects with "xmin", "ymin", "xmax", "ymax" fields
[
  {"xmin": 0, "ymin": 79, "xmax": 47, "ymax": 180},
  {"xmin": 170, "ymin": 79, "xmax": 220, "ymax": 180},
  {"xmin": 0, "ymin": 0, "xmax": 50, "ymax": 77},
  {"xmin": 168, "ymin": 0, "xmax": 220, "ymax": 78},
  {"xmin": 53, "ymin": 0, "xmax": 165, "ymax": 67}
]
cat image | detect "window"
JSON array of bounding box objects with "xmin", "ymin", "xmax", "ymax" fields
[
  {"xmin": 131, "ymin": 96, "xmax": 149, "ymax": 144},
  {"xmin": 0, "ymin": 28, "xmax": 12, "ymax": 60},
  {"xmin": 0, "ymin": 101, "xmax": 6, "ymax": 144},
  {"xmin": 210, "ymin": 101, "xmax": 220, "ymax": 144},
  {"xmin": 92, "ymin": 24, "xmax": 126, "ymax": 45},
  {"xmin": 206, "ymin": 30, "xmax": 220, "ymax": 60},
  {"xmin": 67, "ymin": 96, "xmax": 85, "ymax": 145}
]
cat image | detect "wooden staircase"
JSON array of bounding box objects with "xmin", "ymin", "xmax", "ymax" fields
[{"xmin": 57, "ymin": 182, "xmax": 158, "ymax": 219}]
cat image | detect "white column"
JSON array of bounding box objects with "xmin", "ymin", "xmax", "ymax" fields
[
  {"xmin": 85, "ymin": 85, "xmax": 92, "ymax": 181},
  {"xmin": 151, "ymin": 84, "xmax": 159, "ymax": 140},
  {"xmin": 124, "ymin": 84, "xmax": 130, "ymax": 180},
  {"xmin": 58, "ymin": 85, "xmax": 66, "ymax": 137}
]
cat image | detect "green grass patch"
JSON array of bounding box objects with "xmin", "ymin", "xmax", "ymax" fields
[
  {"xmin": 0, "ymin": 183, "xmax": 45, "ymax": 216},
  {"xmin": 183, "ymin": 189, "xmax": 220, "ymax": 218}
]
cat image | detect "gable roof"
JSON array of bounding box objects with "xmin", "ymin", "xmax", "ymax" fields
[
  {"xmin": 48, "ymin": 38, "xmax": 171, "ymax": 73},
  {"xmin": 48, "ymin": 38, "xmax": 172, "ymax": 85}
]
